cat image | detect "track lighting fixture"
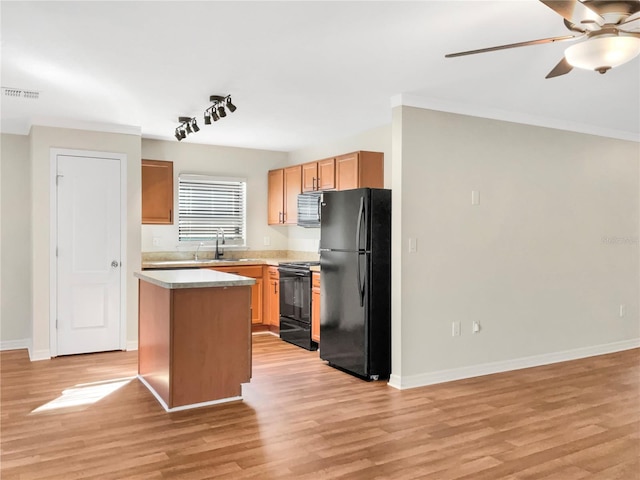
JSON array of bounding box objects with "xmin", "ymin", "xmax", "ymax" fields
[
  {"xmin": 204, "ymin": 94, "xmax": 236, "ymax": 125},
  {"xmin": 175, "ymin": 116, "xmax": 198, "ymax": 142},
  {"xmin": 173, "ymin": 94, "xmax": 237, "ymax": 140}
]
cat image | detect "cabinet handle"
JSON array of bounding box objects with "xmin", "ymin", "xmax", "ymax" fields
[
  {"xmin": 169, "ymin": 209, "xmax": 172, "ymax": 222},
  {"xmin": 279, "ymin": 212, "xmax": 283, "ymax": 223},
  {"xmin": 274, "ymin": 282, "xmax": 278, "ymax": 294},
  {"xmin": 313, "ymin": 177, "xmax": 317, "ymax": 190}
]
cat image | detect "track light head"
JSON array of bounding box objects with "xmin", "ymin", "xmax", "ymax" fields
[
  {"xmin": 180, "ymin": 129, "xmax": 186, "ymax": 139},
  {"xmin": 192, "ymin": 119, "xmax": 200, "ymax": 132},
  {"xmin": 185, "ymin": 123, "xmax": 192, "ymax": 134},
  {"xmin": 204, "ymin": 113, "xmax": 211, "ymax": 125},
  {"xmin": 217, "ymin": 105, "xmax": 227, "ymax": 118},
  {"xmin": 175, "ymin": 129, "xmax": 182, "ymax": 141},
  {"xmin": 226, "ymin": 97, "xmax": 237, "ymax": 113},
  {"xmin": 212, "ymin": 109, "xmax": 220, "ymax": 122}
]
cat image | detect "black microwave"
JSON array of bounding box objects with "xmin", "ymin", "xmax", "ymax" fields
[{"xmin": 297, "ymin": 192, "xmax": 322, "ymax": 228}]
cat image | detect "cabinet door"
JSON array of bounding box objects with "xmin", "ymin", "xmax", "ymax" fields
[
  {"xmin": 252, "ymin": 278, "xmax": 263, "ymax": 325},
  {"xmin": 267, "ymin": 267, "xmax": 280, "ymax": 327},
  {"xmin": 283, "ymin": 165, "xmax": 302, "ymax": 225},
  {"xmin": 268, "ymin": 169, "xmax": 284, "ymax": 225},
  {"xmin": 317, "ymin": 158, "xmax": 336, "ymax": 191},
  {"xmin": 302, "ymin": 162, "xmax": 318, "ymax": 192},
  {"xmin": 335, "ymin": 153, "xmax": 359, "ymax": 191},
  {"xmin": 142, "ymin": 159, "xmax": 173, "ymax": 224},
  {"xmin": 311, "ymin": 272, "xmax": 320, "ymax": 343}
]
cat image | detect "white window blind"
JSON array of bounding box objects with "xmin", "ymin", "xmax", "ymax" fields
[{"xmin": 178, "ymin": 174, "xmax": 246, "ymax": 243}]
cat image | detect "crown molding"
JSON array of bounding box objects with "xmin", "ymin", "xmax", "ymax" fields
[
  {"xmin": 29, "ymin": 116, "xmax": 141, "ymax": 136},
  {"xmin": 391, "ymin": 94, "xmax": 639, "ymax": 143}
]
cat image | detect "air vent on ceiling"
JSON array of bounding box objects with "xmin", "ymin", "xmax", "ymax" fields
[{"xmin": 2, "ymin": 87, "xmax": 40, "ymax": 99}]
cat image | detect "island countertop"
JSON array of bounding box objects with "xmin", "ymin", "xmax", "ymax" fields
[{"xmin": 134, "ymin": 269, "xmax": 256, "ymax": 289}]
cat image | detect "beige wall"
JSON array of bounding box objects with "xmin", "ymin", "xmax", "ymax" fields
[
  {"xmin": 0, "ymin": 134, "xmax": 31, "ymax": 346},
  {"xmin": 392, "ymin": 106, "xmax": 639, "ymax": 386},
  {"xmin": 141, "ymin": 139, "xmax": 289, "ymax": 253},
  {"xmin": 29, "ymin": 126, "xmax": 141, "ymax": 359}
]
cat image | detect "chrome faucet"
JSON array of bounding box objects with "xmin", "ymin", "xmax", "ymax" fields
[
  {"xmin": 195, "ymin": 241, "xmax": 204, "ymax": 261},
  {"xmin": 215, "ymin": 228, "xmax": 225, "ymax": 259}
]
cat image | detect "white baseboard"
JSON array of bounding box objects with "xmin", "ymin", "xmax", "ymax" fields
[
  {"xmin": 0, "ymin": 338, "xmax": 31, "ymax": 351},
  {"xmin": 387, "ymin": 338, "xmax": 640, "ymax": 390},
  {"xmin": 137, "ymin": 375, "xmax": 242, "ymax": 412},
  {"xmin": 28, "ymin": 348, "xmax": 51, "ymax": 361},
  {"xmin": 126, "ymin": 340, "xmax": 138, "ymax": 351}
]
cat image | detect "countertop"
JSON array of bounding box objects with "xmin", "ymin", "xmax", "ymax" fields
[
  {"xmin": 134, "ymin": 269, "xmax": 256, "ymax": 289},
  {"xmin": 141, "ymin": 258, "xmax": 287, "ymax": 270}
]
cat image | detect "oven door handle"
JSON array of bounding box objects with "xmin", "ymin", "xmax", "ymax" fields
[{"xmin": 278, "ymin": 269, "xmax": 308, "ymax": 277}]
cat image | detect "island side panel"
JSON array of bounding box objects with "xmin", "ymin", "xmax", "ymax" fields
[
  {"xmin": 138, "ymin": 279, "xmax": 172, "ymax": 406},
  {"xmin": 170, "ymin": 285, "xmax": 252, "ymax": 408}
]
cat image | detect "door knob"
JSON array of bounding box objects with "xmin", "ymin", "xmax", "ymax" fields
[{"xmin": 111, "ymin": 260, "xmax": 120, "ymax": 268}]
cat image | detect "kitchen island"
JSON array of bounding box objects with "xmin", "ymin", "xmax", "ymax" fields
[{"xmin": 135, "ymin": 269, "xmax": 255, "ymax": 412}]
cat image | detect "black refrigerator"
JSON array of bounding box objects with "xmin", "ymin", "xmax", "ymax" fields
[{"xmin": 319, "ymin": 188, "xmax": 391, "ymax": 380}]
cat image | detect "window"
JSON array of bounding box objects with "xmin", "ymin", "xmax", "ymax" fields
[{"xmin": 178, "ymin": 174, "xmax": 246, "ymax": 244}]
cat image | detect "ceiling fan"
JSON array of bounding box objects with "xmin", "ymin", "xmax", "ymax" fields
[{"xmin": 445, "ymin": 0, "xmax": 640, "ymax": 78}]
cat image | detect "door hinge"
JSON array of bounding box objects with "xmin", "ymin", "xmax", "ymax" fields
[{"xmin": 56, "ymin": 173, "xmax": 64, "ymax": 186}]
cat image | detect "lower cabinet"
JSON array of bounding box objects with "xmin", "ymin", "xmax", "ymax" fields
[
  {"xmin": 209, "ymin": 266, "xmax": 263, "ymax": 324},
  {"xmin": 266, "ymin": 266, "xmax": 280, "ymax": 328},
  {"xmin": 311, "ymin": 271, "xmax": 320, "ymax": 344}
]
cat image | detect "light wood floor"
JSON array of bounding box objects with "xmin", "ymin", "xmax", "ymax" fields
[{"xmin": 1, "ymin": 335, "xmax": 638, "ymax": 479}]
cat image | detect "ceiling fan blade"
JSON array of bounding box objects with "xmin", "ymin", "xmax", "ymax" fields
[
  {"xmin": 539, "ymin": 0, "xmax": 604, "ymax": 29},
  {"xmin": 619, "ymin": 15, "xmax": 640, "ymax": 32},
  {"xmin": 545, "ymin": 57, "xmax": 573, "ymax": 78},
  {"xmin": 445, "ymin": 35, "xmax": 578, "ymax": 58}
]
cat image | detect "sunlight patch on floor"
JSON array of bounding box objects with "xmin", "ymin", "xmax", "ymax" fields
[{"xmin": 30, "ymin": 377, "xmax": 134, "ymax": 413}]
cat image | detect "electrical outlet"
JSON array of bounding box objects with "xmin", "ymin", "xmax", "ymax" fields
[
  {"xmin": 152, "ymin": 237, "xmax": 161, "ymax": 247},
  {"xmin": 471, "ymin": 190, "xmax": 480, "ymax": 206},
  {"xmin": 263, "ymin": 236, "xmax": 271, "ymax": 246},
  {"xmin": 452, "ymin": 321, "xmax": 461, "ymax": 337},
  {"xmin": 472, "ymin": 321, "xmax": 481, "ymax": 333},
  {"xmin": 620, "ymin": 304, "xmax": 626, "ymax": 318}
]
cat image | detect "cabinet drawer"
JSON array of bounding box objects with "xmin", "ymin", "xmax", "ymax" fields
[
  {"xmin": 268, "ymin": 266, "xmax": 279, "ymax": 280},
  {"xmin": 210, "ymin": 265, "xmax": 263, "ymax": 278},
  {"xmin": 312, "ymin": 271, "xmax": 321, "ymax": 288}
]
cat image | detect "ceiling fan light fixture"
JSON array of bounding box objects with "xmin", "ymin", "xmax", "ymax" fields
[{"xmin": 565, "ymin": 35, "xmax": 640, "ymax": 72}]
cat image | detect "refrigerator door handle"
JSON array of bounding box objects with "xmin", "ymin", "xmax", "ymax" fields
[
  {"xmin": 356, "ymin": 196, "xmax": 364, "ymax": 251},
  {"xmin": 356, "ymin": 196, "xmax": 366, "ymax": 307}
]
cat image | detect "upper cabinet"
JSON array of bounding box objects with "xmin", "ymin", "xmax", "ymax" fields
[
  {"xmin": 267, "ymin": 151, "xmax": 383, "ymax": 226},
  {"xmin": 142, "ymin": 159, "xmax": 173, "ymax": 224},
  {"xmin": 302, "ymin": 158, "xmax": 336, "ymax": 192},
  {"xmin": 268, "ymin": 165, "xmax": 302, "ymax": 225},
  {"xmin": 335, "ymin": 151, "xmax": 383, "ymax": 191}
]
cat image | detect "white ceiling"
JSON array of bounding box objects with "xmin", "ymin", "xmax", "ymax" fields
[{"xmin": 1, "ymin": 1, "xmax": 639, "ymax": 152}]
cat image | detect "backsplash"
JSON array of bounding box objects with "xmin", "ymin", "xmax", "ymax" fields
[{"xmin": 141, "ymin": 249, "xmax": 320, "ymax": 263}]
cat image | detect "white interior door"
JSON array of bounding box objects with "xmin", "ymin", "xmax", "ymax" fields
[{"xmin": 56, "ymin": 154, "xmax": 121, "ymax": 355}]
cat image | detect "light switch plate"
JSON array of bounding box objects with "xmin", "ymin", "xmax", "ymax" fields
[
  {"xmin": 471, "ymin": 190, "xmax": 480, "ymax": 206},
  {"xmin": 408, "ymin": 237, "xmax": 417, "ymax": 253}
]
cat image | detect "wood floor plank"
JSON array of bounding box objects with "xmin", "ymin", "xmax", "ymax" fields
[{"xmin": 1, "ymin": 337, "xmax": 638, "ymax": 479}]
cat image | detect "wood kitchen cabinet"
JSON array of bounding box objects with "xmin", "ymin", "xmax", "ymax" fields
[
  {"xmin": 335, "ymin": 151, "xmax": 383, "ymax": 191},
  {"xmin": 142, "ymin": 159, "xmax": 174, "ymax": 224},
  {"xmin": 267, "ymin": 165, "xmax": 302, "ymax": 225},
  {"xmin": 209, "ymin": 265, "xmax": 263, "ymax": 324},
  {"xmin": 311, "ymin": 271, "xmax": 321, "ymax": 344},
  {"xmin": 266, "ymin": 266, "xmax": 280, "ymax": 328},
  {"xmin": 302, "ymin": 158, "xmax": 335, "ymax": 192}
]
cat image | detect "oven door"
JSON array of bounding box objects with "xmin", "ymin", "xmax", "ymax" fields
[{"xmin": 278, "ymin": 268, "xmax": 311, "ymax": 324}]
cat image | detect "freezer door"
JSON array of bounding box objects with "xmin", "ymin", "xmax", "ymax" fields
[
  {"xmin": 320, "ymin": 250, "xmax": 368, "ymax": 377},
  {"xmin": 320, "ymin": 189, "xmax": 370, "ymax": 252}
]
